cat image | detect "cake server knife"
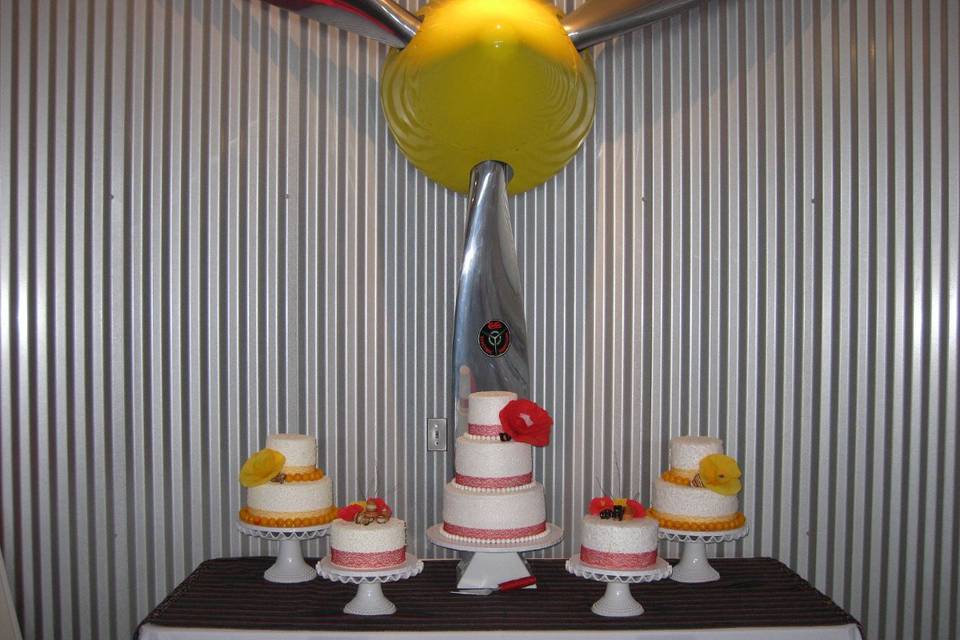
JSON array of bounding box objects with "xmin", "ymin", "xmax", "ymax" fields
[{"xmin": 450, "ymin": 575, "xmax": 537, "ymax": 595}]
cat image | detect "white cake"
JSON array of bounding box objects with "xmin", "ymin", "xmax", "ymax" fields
[
  {"xmin": 239, "ymin": 433, "xmax": 336, "ymax": 528},
  {"xmin": 453, "ymin": 435, "xmax": 532, "ymax": 490},
  {"xmin": 465, "ymin": 390, "xmax": 519, "ymax": 437},
  {"xmin": 329, "ymin": 515, "xmax": 406, "ymax": 570},
  {"xmin": 440, "ymin": 390, "xmax": 550, "ymax": 542},
  {"xmin": 442, "ymin": 483, "xmax": 547, "ymax": 542},
  {"xmin": 580, "ymin": 513, "xmax": 659, "ymax": 570},
  {"xmin": 650, "ymin": 436, "xmax": 745, "ymax": 531}
]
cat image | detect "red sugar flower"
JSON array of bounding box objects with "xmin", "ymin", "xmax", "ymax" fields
[
  {"xmin": 625, "ymin": 499, "xmax": 646, "ymax": 518},
  {"xmin": 499, "ymin": 399, "xmax": 553, "ymax": 447},
  {"xmin": 337, "ymin": 503, "xmax": 364, "ymax": 522},
  {"xmin": 366, "ymin": 497, "xmax": 392, "ymax": 518},
  {"xmin": 588, "ymin": 496, "xmax": 615, "ymax": 515}
]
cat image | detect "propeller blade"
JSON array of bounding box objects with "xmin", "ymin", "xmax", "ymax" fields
[
  {"xmin": 263, "ymin": 0, "xmax": 419, "ymax": 48},
  {"xmin": 562, "ymin": 0, "xmax": 700, "ymax": 50},
  {"xmin": 453, "ymin": 161, "xmax": 530, "ymax": 416}
]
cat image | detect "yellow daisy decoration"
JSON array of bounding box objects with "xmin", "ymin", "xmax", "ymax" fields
[
  {"xmin": 698, "ymin": 454, "xmax": 742, "ymax": 496},
  {"xmin": 239, "ymin": 448, "xmax": 286, "ymax": 488}
]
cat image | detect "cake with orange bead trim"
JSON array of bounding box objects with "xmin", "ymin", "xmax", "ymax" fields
[
  {"xmin": 649, "ymin": 436, "xmax": 746, "ymax": 532},
  {"xmin": 238, "ymin": 434, "xmax": 337, "ymax": 528}
]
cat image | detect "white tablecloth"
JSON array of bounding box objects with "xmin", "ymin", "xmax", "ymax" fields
[{"xmin": 139, "ymin": 623, "xmax": 863, "ymax": 640}]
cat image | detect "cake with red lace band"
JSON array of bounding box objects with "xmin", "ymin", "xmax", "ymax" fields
[
  {"xmin": 443, "ymin": 521, "xmax": 547, "ymax": 541},
  {"xmin": 578, "ymin": 497, "xmax": 660, "ymax": 570},
  {"xmin": 454, "ymin": 471, "xmax": 533, "ymax": 489},
  {"xmin": 329, "ymin": 498, "xmax": 406, "ymax": 570},
  {"xmin": 441, "ymin": 391, "xmax": 554, "ymax": 543}
]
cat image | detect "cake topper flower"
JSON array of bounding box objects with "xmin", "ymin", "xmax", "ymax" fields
[
  {"xmin": 588, "ymin": 496, "xmax": 646, "ymax": 520},
  {"xmin": 239, "ymin": 448, "xmax": 286, "ymax": 487},
  {"xmin": 588, "ymin": 496, "xmax": 615, "ymax": 515},
  {"xmin": 338, "ymin": 497, "xmax": 393, "ymax": 525},
  {"xmin": 337, "ymin": 501, "xmax": 366, "ymax": 522},
  {"xmin": 499, "ymin": 399, "xmax": 553, "ymax": 447},
  {"xmin": 694, "ymin": 454, "xmax": 742, "ymax": 496}
]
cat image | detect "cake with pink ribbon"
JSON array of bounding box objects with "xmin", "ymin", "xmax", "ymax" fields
[
  {"xmin": 329, "ymin": 498, "xmax": 407, "ymax": 570},
  {"xmin": 441, "ymin": 391, "xmax": 553, "ymax": 543},
  {"xmin": 579, "ymin": 497, "xmax": 659, "ymax": 570}
]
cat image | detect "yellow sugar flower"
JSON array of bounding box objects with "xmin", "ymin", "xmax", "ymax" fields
[
  {"xmin": 240, "ymin": 448, "xmax": 286, "ymax": 487},
  {"xmin": 699, "ymin": 454, "xmax": 742, "ymax": 496}
]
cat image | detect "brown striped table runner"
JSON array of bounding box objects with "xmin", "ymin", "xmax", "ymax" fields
[{"xmin": 137, "ymin": 557, "xmax": 860, "ymax": 635}]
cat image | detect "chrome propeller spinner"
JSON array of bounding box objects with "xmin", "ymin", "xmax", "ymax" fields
[{"xmin": 258, "ymin": 0, "xmax": 701, "ymax": 417}]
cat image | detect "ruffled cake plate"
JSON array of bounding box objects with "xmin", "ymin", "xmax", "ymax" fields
[
  {"xmin": 658, "ymin": 524, "xmax": 749, "ymax": 583},
  {"xmin": 236, "ymin": 519, "xmax": 331, "ymax": 583},
  {"xmin": 565, "ymin": 555, "xmax": 672, "ymax": 617},
  {"xmin": 426, "ymin": 522, "xmax": 564, "ymax": 589},
  {"xmin": 316, "ymin": 555, "xmax": 424, "ymax": 615}
]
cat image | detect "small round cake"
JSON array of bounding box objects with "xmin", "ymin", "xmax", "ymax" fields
[
  {"xmin": 239, "ymin": 433, "xmax": 336, "ymax": 528},
  {"xmin": 442, "ymin": 482, "xmax": 547, "ymax": 542},
  {"xmin": 650, "ymin": 436, "xmax": 745, "ymax": 531},
  {"xmin": 329, "ymin": 499, "xmax": 406, "ymax": 570},
  {"xmin": 579, "ymin": 498, "xmax": 659, "ymax": 570}
]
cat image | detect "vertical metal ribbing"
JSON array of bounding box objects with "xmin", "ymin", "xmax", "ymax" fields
[{"xmin": 0, "ymin": 0, "xmax": 958, "ymax": 638}]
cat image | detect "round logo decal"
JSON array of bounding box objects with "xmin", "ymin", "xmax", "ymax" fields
[{"xmin": 478, "ymin": 320, "xmax": 511, "ymax": 357}]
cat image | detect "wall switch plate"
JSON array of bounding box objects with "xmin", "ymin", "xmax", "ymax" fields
[{"xmin": 427, "ymin": 418, "xmax": 447, "ymax": 451}]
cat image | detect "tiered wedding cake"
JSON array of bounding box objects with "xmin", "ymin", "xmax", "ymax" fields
[
  {"xmin": 238, "ymin": 433, "xmax": 336, "ymax": 528},
  {"xmin": 649, "ymin": 436, "xmax": 745, "ymax": 531},
  {"xmin": 441, "ymin": 391, "xmax": 553, "ymax": 543}
]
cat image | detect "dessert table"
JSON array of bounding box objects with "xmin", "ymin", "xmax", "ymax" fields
[{"xmin": 136, "ymin": 557, "xmax": 862, "ymax": 640}]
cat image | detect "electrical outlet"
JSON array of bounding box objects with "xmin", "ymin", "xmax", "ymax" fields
[{"xmin": 427, "ymin": 418, "xmax": 447, "ymax": 451}]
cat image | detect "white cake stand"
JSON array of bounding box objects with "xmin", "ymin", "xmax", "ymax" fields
[
  {"xmin": 658, "ymin": 524, "xmax": 749, "ymax": 583},
  {"xmin": 236, "ymin": 519, "xmax": 331, "ymax": 583},
  {"xmin": 316, "ymin": 555, "xmax": 424, "ymax": 615},
  {"xmin": 426, "ymin": 522, "xmax": 563, "ymax": 589},
  {"xmin": 565, "ymin": 555, "xmax": 672, "ymax": 617}
]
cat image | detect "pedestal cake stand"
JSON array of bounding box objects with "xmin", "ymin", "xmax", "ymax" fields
[
  {"xmin": 427, "ymin": 522, "xmax": 563, "ymax": 589},
  {"xmin": 565, "ymin": 555, "xmax": 672, "ymax": 617},
  {"xmin": 316, "ymin": 556, "xmax": 424, "ymax": 615},
  {"xmin": 236, "ymin": 519, "xmax": 330, "ymax": 583},
  {"xmin": 658, "ymin": 524, "xmax": 749, "ymax": 583}
]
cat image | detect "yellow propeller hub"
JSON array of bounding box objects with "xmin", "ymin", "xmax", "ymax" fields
[{"xmin": 380, "ymin": 0, "xmax": 596, "ymax": 195}]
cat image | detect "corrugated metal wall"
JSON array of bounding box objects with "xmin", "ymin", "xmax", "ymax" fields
[{"xmin": 0, "ymin": 0, "xmax": 957, "ymax": 638}]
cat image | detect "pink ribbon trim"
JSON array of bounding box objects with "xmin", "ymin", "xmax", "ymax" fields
[
  {"xmin": 467, "ymin": 423, "xmax": 503, "ymax": 437},
  {"xmin": 455, "ymin": 472, "xmax": 533, "ymax": 489},
  {"xmin": 330, "ymin": 546, "xmax": 406, "ymax": 569},
  {"xmin": 443, "ymin": 521, "xmax": 546, "ymax": 540},
  {"xmin": 579, "ymin": 546, "xmax": 657, "ymax": 570}
]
